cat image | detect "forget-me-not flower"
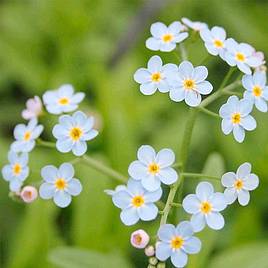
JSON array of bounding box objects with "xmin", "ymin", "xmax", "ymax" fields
[
  {"xmin": 11, "ymin": 118, "xmax": 44, "ymax": 153},
  {"xmin": 146, "ymin": 22, "xmax": 188, "ymax": 52},
  {"xmin": 112, "ymin": 178, "xmax": 162, "ymax": 226},
  {"xmin": 134, "ymin": 55, "xmax": 177, "ymax": 95},
  {"xmin": 39, "ymin": 163, "xmax": 82, "ymax": 208},
  {"xmin": 22, "ymin": 96, "xmax": 43, "ymax": 120},
  {"xmin": 43, "ymin": 84, "xmax": 85, "ymax": 115},
  {"xmin": 182, "ymin": 182, "xmax": 227, "ymax": 232},
  {"xmin": 219, "ymin": 96, "xmax": 256, "ymax": 143},
  {"xmin": 52, "ymin": 111, "xmax": 98, "ymax": 156},
  {"xmin": 200, "ymin": 26, "xmax": 227, "ymax": 58},
  {"xmin": 221, "ymin": 162, "xmax": 259, "ymax": 206},
  {"xmin": 242, "ymin": 71, "xmax": 268, "ymax": 112},
  {"xmin": 224, "ymin": 38, "xmax": 262, "ymax": 74},
  {"xmin": 156, "ymin": 221, "xmax": 201, "ymax": 268},
  {"xmin": 2, "ymin": 151, "xmax": 29, "ymax": 192},
  {"xmin": 181, "ymin": 17, "xmax": 208, "ymax": 32},
  {"xmin": 168, "ymin": 61, "xmax": 213, "ymax": 107},
  {"xmin": 128, "ymin": 145, "xmax": 178, "ymax": 192}
]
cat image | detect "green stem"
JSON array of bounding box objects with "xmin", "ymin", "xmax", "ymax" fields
[
  {"xmin": 198, "ymin": 106, "xmax": 221, "ymax": 119},
  {"xmin": 171, "ymin": 202, "xmax": 182, "ymax": 208},
  {"xmin": 180, "ymin": 172, "xmax": 220, "ymax": 180},
  {"xmin": 81, "ymin": 155, "xmax": 127, "ymax": 183},
  {"xmin": 179, "ymin": 43, "xmax": 187, "ymax": 60},
  {"xmin": 218, "ymin": 67, "xmax": 235, "ymax": 90},
  {"xmin": 36, "ymin": 139, "xmax": 56, "ymax": 148},
  {"xmin": 160, "ymin": 108, "xmax": 198, "ymax": 225}
]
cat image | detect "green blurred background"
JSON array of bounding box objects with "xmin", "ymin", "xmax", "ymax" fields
[{"xmin": 0, "ymin": 0, "xmax": 268, "ymax": 267}]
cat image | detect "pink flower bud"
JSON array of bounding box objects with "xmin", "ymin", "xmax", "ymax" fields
[
  {"xmin": 22, "ymin": 96, "xmax": 43, "ymax": 120},
  {"xmin": 20, "ymin": 186, "xmax": 38, "ymax": 203},
  {"xmin": 145, "ymin": 245, "xmax": 155, "ymax": 257},
  {"xmin": 130, "ymin": 229, "xmax": 150, "ymax": 249}
]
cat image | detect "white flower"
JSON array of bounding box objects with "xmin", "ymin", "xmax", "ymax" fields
[
  {"xmin": 219, "ymin": 96, "xmax": 256, "ymax": 143},
  {"xmin": 182, "ymin": 182, "xmax": 227, "ymax": 232},
  {"xmin": 221, "ymin": 162, "xmax": 259, "ymax": 206},
  {"xmin": 242, "ymin": 71, "xmax": 268, "ymax": 112},
  {"xmin": 200, "ymin": 26, "xmax": 226, "ymax": 58},
  {"xmin": 224, "ymin": 38, "xmax": 262, "ymax": 74},
  {"xmin": 169, "ymin": 61, "xmax": 213, "ymax": 107},
  {"xmin": 21, "ymin": 96, "xmax": 43, "ymax": 120},
  {"xmin": 11, "ymin": 118, "xmax": 44, "ymax": 153},
  {"xmin": 182, "ymin": 17, "xmax": 208, "ymax": 32},
  {"xmin": 39, "ymin": 163, "xmax": 82, "ymax": 208},
  {"xmin": 2, "ymin": 151, "xmax": 29, "ymax": 192},
  {"xmin": 43, "ymin": 84, "xmax": 85, "ymax": 115},
  {"xmin": 128, "ymin": 145, "xmax": 178, "ymax": 192},
  {"xmin": 133, "ymin": 55, "xmax": 177, "ymax": 95},
  {"xmin": 146, "ymin": 22, "xmax": 188, "ymax": 52}
]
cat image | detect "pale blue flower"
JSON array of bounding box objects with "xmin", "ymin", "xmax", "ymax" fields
[
  {"xmin": 219, "ymin": 96, "xmax": 256, "ymax": 143},
  {"xmin": 134, "ymin": 55, "xmax": 178, "ymax": 95},
  {"xmin": 39, "ymin": 163, "xmax": 82, "ymax": 208},
  {"xmin": 156, "ymin": 221, "xmax": 201, "ymax": 268},
  {"xmin": 2, "ymin": 151, "xmax": 29, "ymax": 192},
  {"xmin": 182, "ymin": 17, "xmax": 208, "ymax": 32},
  {"xmin": 52, "ymin": 111, "xmax": 98, "ymax": 156},
  {"xmin": 11, "ymin": 118, "xmax": 44, "ymax": 153},
  {"xmin": 168, "ymin": 61, "xmax": 213, "ymax": 107},
  {"xmin": 182, "ymin": 182, "xmax": 227, "ymax": 232},
  {"xmin": 242, "ymin": 71, "xmax": 268, "ymax": 112},
  {"xmin": 221, "ymin": 162, "xmax": 259, "ymax": 206},
  {"xmin": 104, "ymin": 185, "xmax": 126, "ymax": 196},
  {"xmin": 128, "ymin": 145, "xmax": 178, "ymax": 192},
  {"xmin": 112, "ymin": 178, "xmax": 162, "ymax": 226},
  {"xmin": 43, "ymin": 84, "xmax": 85, "ymax": 115},
  {"xmin": 224, "ymin": 38, "xmax": 262, "ymax": 74},
  {"xmin": 146, "ymin": 22, "xmax": 188, "ymax": 52},
  {"xmin": 200, "ymin": 26, "xmax": 227, "ymax": 58}
]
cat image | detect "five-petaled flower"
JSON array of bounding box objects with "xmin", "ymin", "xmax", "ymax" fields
[
  {"xmin": 134, "ymin": 55, "xmax": 177, "ymax": 95},
  {"xmin": 22, "ymin": 96, "xmax": 43, "ymax": 120},
  {"xmin": 168, "ymin": 61, "xmax": 213, "ymax": 107},
  {"xmin": 53, "ymin": 111, "xmax": 98, "ymax": 156},
  {"xmin": 43, "ymin": 84, "xmax": 85, "ymax": 115},
  {"xmin": 112, "ymin": 179, "xmax": 162, "ymax": 226},
  {"xmin": 128, "ymin": 145, "xmax": 178, "ymax": 192},
  {"xmin": 219, "ymin": 96, "xmax": 256, "ymax": 143},
  {"xmin": 39, "ymin": 163, "xmax": 82, "ymax": 208},
  {"xmin": 156, "ymin": 221, "xmax": 201, "ymax": 268},
  {"xmin": 221, "ymin": 162, "xmax": 259, "ymax": 206},
  {"xmin": 2, "ymin": 151, "xmax": 29, "ymax": 192},
  {"xmin": 11, "ymin": 118, "xmax": 44, "ymax": 153},
  {"xmin": 224, "ymin": 38, "xmax": 262, "ymax": 74},
  {"xmin": 200, "ymin": 26, "xmax": 227, "ymax": 58},
  {"xmin": 242, "ymin": 71, "xmax": 268, "ymax": 112},
  {"xmin": 146, "ymin": 21, "xmax": 188, "ymax": 52},
  {"xmin": 182, "ymin": 182, "xmax": 227, "ymax": 232},
  {"xmin": 181, "ymin": 17, "xmax": 208, "ymax": 32}
]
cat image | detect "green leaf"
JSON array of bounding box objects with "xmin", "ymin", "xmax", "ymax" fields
[
  {"xmin": 48, "ymin": 247, "xmax": 133, "ymax": 268},
  {"xmin": 208, "ymin": 242, "xmax": 268, "ymax": 268}
]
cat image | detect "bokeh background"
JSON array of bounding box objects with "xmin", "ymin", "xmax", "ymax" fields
[{"xmin": 0, "ymin": 0, "xmax": 268, "ymax": 267}]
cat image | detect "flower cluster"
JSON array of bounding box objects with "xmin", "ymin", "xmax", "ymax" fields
[{"xmin": 2, "ymin": 84, "xmax": 98, "ymax": 206}]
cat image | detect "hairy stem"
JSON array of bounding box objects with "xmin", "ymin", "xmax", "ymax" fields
[
  {"xmin": 180, "ymin": 172, "xmax": 220, "ymax": 180},
  {"xmin": 36, "ymin": 139, "xmax": 56, "ymax": 148}
]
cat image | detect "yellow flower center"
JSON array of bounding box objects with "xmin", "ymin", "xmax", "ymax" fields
[
  {"xmin": 23, "ymin": 131, "xmax": 32, "ymax": 141},
  {"xmin": 148, "ymin": 163, "xmax": 160, "ymax": 175},
  {"xmin": 252, "ymin": 85, "xmax": 262, "ymax": 97},
  {"xmin": 13, "ymin": 163, "xmax": 22, "ymax": 175},
  {"xmin": 171, "ymin": 236, "xmax": 184, "ymax": 249},
  {"xmin": 162, "ymin": 33, "xmax": 174, "ymax": 43},
  {"xmin": 183, "ymin": 79, "xmax": 195, "ymax": 90},
  {"xmin": 58, "ymin": 97, "xmax": 70, "ymax": 105},
  {"xmin": 133, "ymin": 234, "xmax": 143, "ymax": 245},
  {"xmin": 69, "ymin": 127, "xmax": 83, "ymax": 141},
  {"xmin": 55, "ymin": 178, "xmax": 67, "ymax": 190},
  {"xmin": 235, "ymin": 52, "xmax": 245, "ymax": 62},
  {"xmin": 151, "ymin": 72, "xmax": 162, "ymax": 82},
  {"xmin": 200, "ymin": 201, "xmax": 212, "ymax": 214},
  {"xmin": 132, "ymin": 195, "xmax": 144, "ymax": 208},
  {"xmin": 231, "ymin": 113, "xmax": 241, "ymax": 124},
  {"xmin": 213, "ymin": 39, "xmax": 224, "ymax": 48},
  {"xmin": 234, "ymin": 179, "xmax": 244, "ymax": 190}
]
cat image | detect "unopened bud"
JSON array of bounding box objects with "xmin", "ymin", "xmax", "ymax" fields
[
  {"xmin": 145, "ymin": 245, "xmax": 155, "ymax": 257},
  {"xmin": 149, "ymin": 257, "xmax": 158, "ymax": 265}
]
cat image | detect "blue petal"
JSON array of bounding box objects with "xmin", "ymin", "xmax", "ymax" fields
[{"xmin": 53, "ymin": 190, "xmax": 72, "ymax": 208}]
